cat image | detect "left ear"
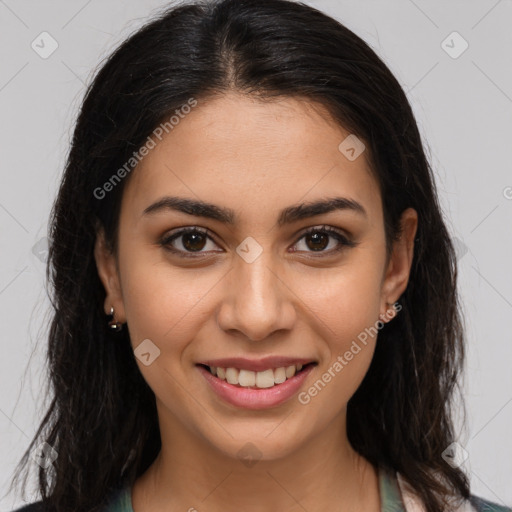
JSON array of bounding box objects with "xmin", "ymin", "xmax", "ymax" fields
[{"xmin": 380, "ymin": 207, "xmax": 418, "ymax": 319}]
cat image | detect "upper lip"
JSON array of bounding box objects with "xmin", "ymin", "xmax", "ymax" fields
[{"xmin": 197, "ymin": 356, "xmax": 316, "ymax": 372}]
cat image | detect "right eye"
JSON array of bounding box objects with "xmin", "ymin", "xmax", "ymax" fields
[{"xmin": 159, "ymin": 227, "xmax": 222, "ymax": 258}]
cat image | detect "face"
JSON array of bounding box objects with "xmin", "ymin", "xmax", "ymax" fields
[{"xmin": 95, "ymin": 92, "xmax": 417, "ymax": 462}]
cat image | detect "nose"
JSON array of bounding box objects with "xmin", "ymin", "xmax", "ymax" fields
[{"xmin": 216, "ymin": 251, "xmax": 296, "ymax": 342}]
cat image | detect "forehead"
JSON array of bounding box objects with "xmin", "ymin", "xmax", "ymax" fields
[{"xmin": 121, "ymin": 93, "xmax": 382, "ymax": 227}]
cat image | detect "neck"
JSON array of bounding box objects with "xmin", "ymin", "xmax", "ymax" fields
[{"xmin": 132, "ymin": 408, "xmax": 380, "ymax": 512}]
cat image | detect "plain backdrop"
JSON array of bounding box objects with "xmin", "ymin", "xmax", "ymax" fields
[{"xmin": 1, "ymin": 0, "xmax": 511, "ymax": 510}]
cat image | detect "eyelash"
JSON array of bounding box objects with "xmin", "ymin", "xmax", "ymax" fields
[{"xmin": 159, "ymin": 225, "xmax": 357, "ymax": 259}]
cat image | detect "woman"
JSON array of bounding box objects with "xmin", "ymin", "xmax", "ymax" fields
[{"xmin": 9, "ymin": 0, "xmax": 511, "ymax": 511}]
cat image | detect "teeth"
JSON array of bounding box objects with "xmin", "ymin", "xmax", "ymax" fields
[
  {"xmin": 207, "ymin": 364, "xmax": 309, "ymax": 388},
  {"xmin": 285, "ymin": 365, "xmax": 296, "ymax": 378},
  {"xmin": 238, "ymin": 369, "xmax": 256, "ymax": 387},
  {"xmin": 225, "ymin": 367, "xmax": 239, "ymax": 385},
  {"xmin": 255, "ymin": 369, "xmax": 275, "ymax": 388},
  {"xmin": 274, "ymin": 367, "xmax": 286, "ymax": 384}
]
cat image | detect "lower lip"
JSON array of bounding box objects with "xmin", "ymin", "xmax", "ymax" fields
[{"xmin": 197, "ymin": 364, "xmax": 315, "ymax": 410}]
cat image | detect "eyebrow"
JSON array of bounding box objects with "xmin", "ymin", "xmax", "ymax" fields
[{"xmin": 142, "ymin": 195, "xmax": 367, "ymax": 226}]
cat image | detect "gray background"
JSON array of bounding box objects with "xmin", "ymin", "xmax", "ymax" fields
[{"xmin": 1, "ymin": 0, "xmax": 511, "ymax": 509}]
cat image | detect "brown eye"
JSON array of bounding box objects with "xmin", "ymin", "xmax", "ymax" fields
[
  {"xmin": 304, "ymin": 231, "xmax": 330, "ymax": 251},
  {"xmin": 181, "ymin": 231, "xmax": 207, "ymax": 251},
  {"xmin": 160, "ymin": 227, "xmax": 220, "ymax": 257},
  {"xmin": 292, "ymin": 225, "xmax": 357, "ymax": 256}
]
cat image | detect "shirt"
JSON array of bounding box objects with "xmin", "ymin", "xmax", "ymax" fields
[{"xmin": 102, "ymin": 464, "xmax": 512, "ymax": 512}]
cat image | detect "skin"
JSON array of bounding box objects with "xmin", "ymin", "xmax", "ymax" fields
[{"xmin": 95, "ymin": 92, "xmax": 417, "ymax": 512}]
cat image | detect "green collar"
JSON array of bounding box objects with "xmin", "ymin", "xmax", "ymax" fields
[{"xmin": 378, "ymin": 463, "xmax": 408, "ymax": 512}]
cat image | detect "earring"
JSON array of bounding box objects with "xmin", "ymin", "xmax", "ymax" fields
[{"xmin": 108, "ymin": 306, "xmax": 124, "ymax": 332}]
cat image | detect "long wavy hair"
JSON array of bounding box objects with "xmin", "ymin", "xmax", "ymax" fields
[{"xmin": 9, "ymin": 0, "xmax": 470, "ymax": 511}]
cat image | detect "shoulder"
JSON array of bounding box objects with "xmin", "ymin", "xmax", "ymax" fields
[
  {"xmin": 9, "ymin": 486, "xmax": 130, "ymax": 512},
  {"xmin": 396, "ymin": 471, "xmax": 511, "ymax": 512},
  {"xmin": 468, "ymin": 494, "xmax": 512, "ymax": 512},
  {"xmin": 10, "ymin": 502, "xmax": 46, "ymax": 512}
]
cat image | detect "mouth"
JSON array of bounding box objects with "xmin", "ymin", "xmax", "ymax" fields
[
  {"xmin": 197, "ymin": 362, "xmax": 317, "ymax": 389},
  {"xmin": 196, "ymin": 358, "xmax": 318, "ymax": 410}
]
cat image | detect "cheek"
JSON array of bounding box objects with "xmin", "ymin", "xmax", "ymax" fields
[
  {"xmin": 293, "ymin": 258, "xmax": 383, "ymax": 400},
  {"xmin": 297, "ymin": 279, "xmax": 381, "ymax": 418},
  {"xmin": 119, "ymin": 249, "xmax": 218, "ymax": 353},
  {"xmin": 118, "ymin": 253, "xmax": 218, "ymax": 420},
  {"xmin": 296, "ymin": 257, "xmax": 384, "ymax": 343}
]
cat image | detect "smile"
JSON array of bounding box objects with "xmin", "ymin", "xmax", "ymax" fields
[
  {"xmin": 196, "ymin": 358, "xmax": 317, "ymax": 410},
  {"xmin": 204, "ymin": 363, "xmax": 306, "ymax": 388}
]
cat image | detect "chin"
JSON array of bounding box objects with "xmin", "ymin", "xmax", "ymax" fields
[{"xmin": 198, "ymin": 418, "xmax": 312, "ymax": 464}]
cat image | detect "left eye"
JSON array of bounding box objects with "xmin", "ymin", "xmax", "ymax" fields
[
  {"xmin": 160, "ymin": 225, "xmax": 356, "ymax": 258},
  {"xmin": 293, "ymin": 226, "xmax": 356, "ymax": 254}
]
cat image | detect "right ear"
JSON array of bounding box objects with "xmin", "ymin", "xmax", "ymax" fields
[{"xmin": 94, "ymin": 225, "xmax": 126, "ymax": 322}]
